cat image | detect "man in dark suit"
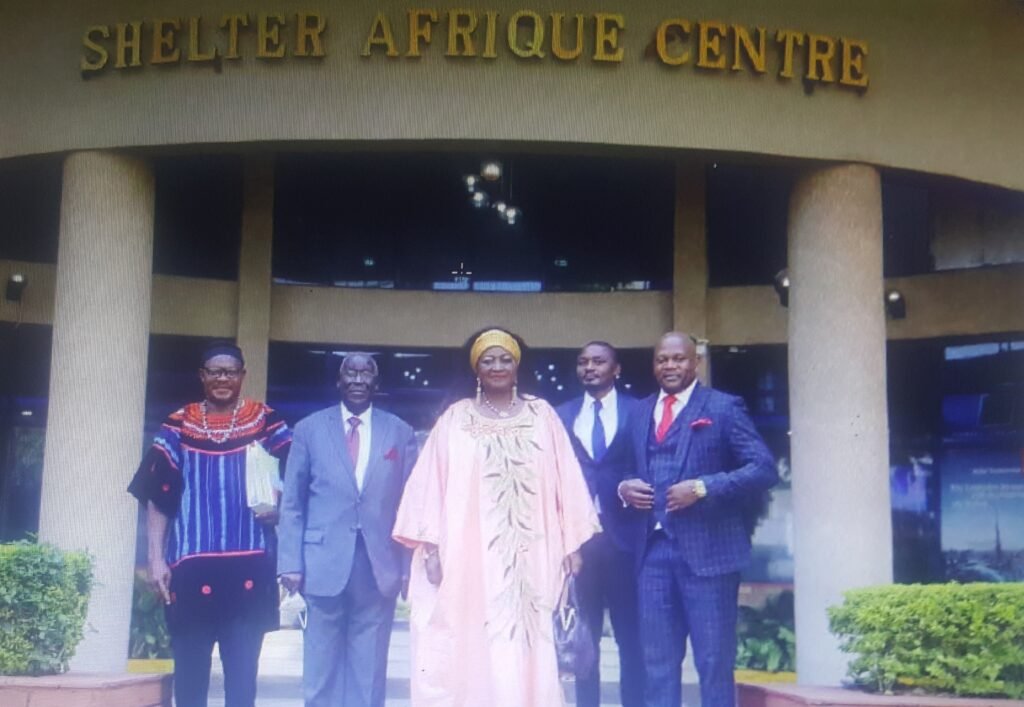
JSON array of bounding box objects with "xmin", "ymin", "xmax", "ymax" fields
[
  {"xmin": 557, "ymin": 341, "xmax": 645, "ymax": 707},
  {"xmin": 278, "ymin": 353, "xmax": 418, "ymax": 707},
  {"xmin": 619, "ymin": 332, "xmax": 777, "ymax": 707}
]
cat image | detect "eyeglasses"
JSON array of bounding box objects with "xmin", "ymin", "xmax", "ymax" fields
[{"xmin": 202, "ymin": 367, "xmax": 243, "ymax": 380}]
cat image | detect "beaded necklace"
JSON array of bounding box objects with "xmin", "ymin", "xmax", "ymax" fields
[
  {"xmin": 481, "ymin": 393, "xmax": 518, "ymax": 418},
  {"xmin": 199, "ymin": 399, "xmax": 243, "ymax": 443}
]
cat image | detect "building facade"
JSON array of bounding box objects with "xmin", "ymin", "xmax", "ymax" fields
[{"xmin": 0, "ymin": 0, "xmax": 1022, "ymax": 684}]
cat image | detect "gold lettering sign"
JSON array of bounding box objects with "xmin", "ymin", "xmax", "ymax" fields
[{"xmin": 79, "ymin": 9, "xmax": 870, "ymax": 94}]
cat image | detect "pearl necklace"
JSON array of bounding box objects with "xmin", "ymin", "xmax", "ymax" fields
[
  {"xmin": 200, "ymin": 399, "xmax": 242, "ymax": 443},
  {"xmin": 481, "ymin": 393, "xmax": 517, "ymax": 418}
]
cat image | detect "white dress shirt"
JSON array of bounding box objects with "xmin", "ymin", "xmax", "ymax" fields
[
  {"xmin": 573, "ymin": 387, "xmax": 619, "ymax": 458},
  {"xmin": 652, "ymin": 378, "xmax": 698, "ymax": 427},
  {"xmin": 645, "ymin": 379, "xmax": 698, "ymax": 528},
  {"xmin": 341, "ymin": 402, "xmax": 373, "ymax": 491}
]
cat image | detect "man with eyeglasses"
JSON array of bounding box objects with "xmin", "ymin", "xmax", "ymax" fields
[
  {"xmin": 129, "ymin": 342, "xmax": 292, "ymax": 707},
  {"xmin": 278, "ymin": 353, "xmax": 418, "ymax": 707}
]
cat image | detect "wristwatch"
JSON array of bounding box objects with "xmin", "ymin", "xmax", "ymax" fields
[{"xmin": 693, "ymin": 479, "xmax": 708, "ymax": 499}]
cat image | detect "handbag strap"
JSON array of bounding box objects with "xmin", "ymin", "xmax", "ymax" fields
[
  {"xmin": 556, "ymin": 571, "xmax": 571, "ymax": 611},
  {"xmin": 556, "ymin": 572, "xmax": 576, "ymax": 631}
]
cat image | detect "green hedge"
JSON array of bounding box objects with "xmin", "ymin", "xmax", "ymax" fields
[
  {"xmin": 0, "ymin": 541, "xmax": 93, "ymax": 675},
  {"xmin": 828, "ymin": 583, "xmax": 1024, "ymax": 698}
]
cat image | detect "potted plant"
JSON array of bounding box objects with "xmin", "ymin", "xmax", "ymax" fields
[
  {"xmin": 735, "ymin": 589, "xmax": 797, "ymax": 683},
  {"xmin": 127, "ymin": 571, "xmax": 173, "ymax": 674}
]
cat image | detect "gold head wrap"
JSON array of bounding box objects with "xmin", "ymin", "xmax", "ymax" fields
[{"xmin": 469, "ymin": 329, "xmax": 521, "ymax": 370}]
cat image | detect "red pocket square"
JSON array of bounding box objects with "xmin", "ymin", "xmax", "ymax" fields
[
  {"xmin": 690, "ymin": 417, "xmax": 713, "ymax": 429},
  {"xmin": 384, "ymin": 447, "xmax": 399, "ymax": 461}
]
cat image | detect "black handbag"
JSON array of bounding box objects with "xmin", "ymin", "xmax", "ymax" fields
[{"xmin": 553, "ymin": 574, "xmax": 597, "ymax": 677}]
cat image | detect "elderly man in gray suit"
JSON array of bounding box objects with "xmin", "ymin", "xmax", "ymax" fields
[{"xmin": 278, "ymin": 353, "xmax": 418, "ymax": 707}]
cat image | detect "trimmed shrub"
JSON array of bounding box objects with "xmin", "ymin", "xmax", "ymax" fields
[
  {"xmin": 0, "ymin": 540, "xmax": 93, "ymax": 675},
  {"xmin": 828, "ymin": 583, "xmax": 1024, "ymax": 698}
]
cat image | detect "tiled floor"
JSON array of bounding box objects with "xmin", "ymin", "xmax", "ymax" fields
[{"xmin": 208, "ymin": 623, "xmax": 701, "ymax": 705}]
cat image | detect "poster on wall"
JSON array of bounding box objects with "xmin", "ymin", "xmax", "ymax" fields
[{"xmin": 941, "ymin": 444, "xmax": 1024, "ymax": 582}]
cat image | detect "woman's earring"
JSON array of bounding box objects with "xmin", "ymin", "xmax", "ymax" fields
[
  {"xmin": 476, "ymin": 377, "xmax": 482, "ymax": 404},
  {"xmin": 512, "ymin": 382, "xmax": 518, "ymax": 399}
]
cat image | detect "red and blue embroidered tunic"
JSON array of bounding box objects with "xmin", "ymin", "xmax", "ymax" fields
[{"xmin": 129, "ymin": 399, "xmax": 292, "ymax": 630}]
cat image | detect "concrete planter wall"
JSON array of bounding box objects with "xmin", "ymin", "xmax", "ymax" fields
[
  {"xmin": 0, "ymin": 673, "xmax": 171, "ymax": 707},
  {"xmin": 738, "ymin": 683, "xmax": 1024, "ymax": 706}
]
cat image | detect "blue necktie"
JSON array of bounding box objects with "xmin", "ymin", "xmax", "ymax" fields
[{"xmin": 591, "ymin": 399, "xmax": 607, "ymax": 461}]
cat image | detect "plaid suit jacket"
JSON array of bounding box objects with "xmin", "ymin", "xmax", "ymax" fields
[{"xmin": 628, "ymin": 383, "xmax": 777, "ymax": 576}]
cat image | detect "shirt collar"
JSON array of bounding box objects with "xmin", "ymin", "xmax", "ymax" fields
[
  {"xmin": 658, "ymin": 379, "xmax": 698, "ymax": 406},
  {"xmin": 583, "ymin": 386, "xmax": 617, "ymax": 410},
  {"xmin": 340, "ymin": 402, "xmax": 373, "ymax": 424}
]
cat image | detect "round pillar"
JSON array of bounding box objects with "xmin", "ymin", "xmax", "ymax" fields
[
  {"xmin": 38, "ymin": 151, "xmax": 154, "ymax": 672},
  {"xmin": 788, "ymin": 163, "xmax": 893, "ymax": 685}
]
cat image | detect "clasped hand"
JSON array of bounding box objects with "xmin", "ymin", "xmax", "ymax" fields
[{"xmin": 619, "ymin": 478, "xmax": 702, "ymax": 512}]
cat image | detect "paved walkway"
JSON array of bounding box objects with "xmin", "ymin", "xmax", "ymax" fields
[{"xmin": 209, "ymin": 624, "xmax": 701, "ymax": 706}]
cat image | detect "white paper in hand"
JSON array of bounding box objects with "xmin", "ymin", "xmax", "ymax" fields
[{"xmin": 245, "ymin": 442, "xmax": 279, "ymax": 514}]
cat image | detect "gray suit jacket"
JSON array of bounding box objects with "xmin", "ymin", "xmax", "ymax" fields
[{"xmin": 277, "ymin": 404, "xmax": 418, "ymax": 598}]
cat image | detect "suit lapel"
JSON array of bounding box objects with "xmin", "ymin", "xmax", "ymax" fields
[
  {"xmin": 637, "ymin": 394, "xmax": 657, "ymax": 481},
  {"xmin": 326, "ymin": 405, "xmax": 358, "ymax": 492},
  {"xmin": 561, "ymin": 397, "xmax": 594, "ymax": 461},
  {"xmin": 672, "ymin": 384, "xmax": 711, "ymax": 480},
  {"xmin": 362, "ymin": 408, "xmax": 389, "ymax": 493},
  {"xmin": 615, "ymin": 393, "xmax": 630, "ymax": 438},
  {"xmin": 557, "ymin": 398, "xmax": 580, "ymax": 433}
]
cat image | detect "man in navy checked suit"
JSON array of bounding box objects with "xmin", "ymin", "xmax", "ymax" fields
[
  {"xmin": 620, "ymin": 332, "xmax": 777, "ymax": 707},
  {"xmin": 556, "ymin": 341, "xmax": 645, "ymax": 707}
]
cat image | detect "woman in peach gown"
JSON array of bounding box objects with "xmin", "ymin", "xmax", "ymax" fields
[{"xmin": 393, "ymin": 328, "xmax": 600, "ymax": 707}]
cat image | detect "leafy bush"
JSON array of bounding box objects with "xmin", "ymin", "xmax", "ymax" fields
[
  {"xmin": 129, "ymin": 571, "xmax": 171, "ymax": 659},
  {"xmin": 829, "ymin": 583, "xmax": 1024, "ymax": 698},
  {"xmin": 0, "ymin": 540, "xmax": 93, "ymax": 675},
  {"xmin": 736, "ymin": 590, "xmax": 795, "ymax": 672}
]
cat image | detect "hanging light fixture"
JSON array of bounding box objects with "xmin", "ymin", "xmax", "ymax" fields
[
  {"xmin": 481, "ymin": 161, "xmax": 502, "ymax": 181},
  {"xmin": 461, "ymin": 159, "xmax": 521, "ymax": 225}
]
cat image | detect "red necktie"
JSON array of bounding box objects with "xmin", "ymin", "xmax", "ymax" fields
[
  {"xmin": 655, "ymin": 394, "xmax": 678, "ymax": 443},
  {"xmin": 347, "ymin": 417, "xmax": 361, "ymax": 464}
]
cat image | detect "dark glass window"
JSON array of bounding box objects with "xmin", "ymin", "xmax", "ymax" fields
[
  {"xmin": 272, "ymin": 153, "xmax": 674, "ymax": 292},
  {"xmin": 882, "ymin": 174, "xmax": 934, "ymax": 277},
  {"xmin": 708, "ymin": 344, "xmax": 792, "ymax": 584},
  {"xmin": 710, "ymin": 345, "xmax": 790, "ymax": 453},
  {"xmin": 0, "ymin": 156, "xmax": 62, "ymax": 264},
  {"xmin": 267, "ymin": 341, "xmax": 658, "ymax": 432},
  {"xmin": 0, "ymin": 323, "xmax": 52, "ymax": 541},
  {"xmin": 152, "ymin": 155, "xmax": 242, "ymax": 280},
  {"xmin": 706, "ymin": 163, "xmax": 793, "ymax": 287}
]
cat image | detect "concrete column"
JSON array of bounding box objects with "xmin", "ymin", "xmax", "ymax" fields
[
  {"xmin": 672, "ymin": 162, "xmax": 708, "ymax": 336},
  {"xmin": 236, "ymin": 156, "xmax": 274, "ymax": 400},
  {"xmin": 788, "ymin": 164, "xmax": 892, "ymax": 685},
  {"xmin": 38, "ymin": 152, "xmax": 154, "ymax": 672},
  {"xmin": 672, "ymin": 162, "xmax": 711, "ymax": 383}
]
